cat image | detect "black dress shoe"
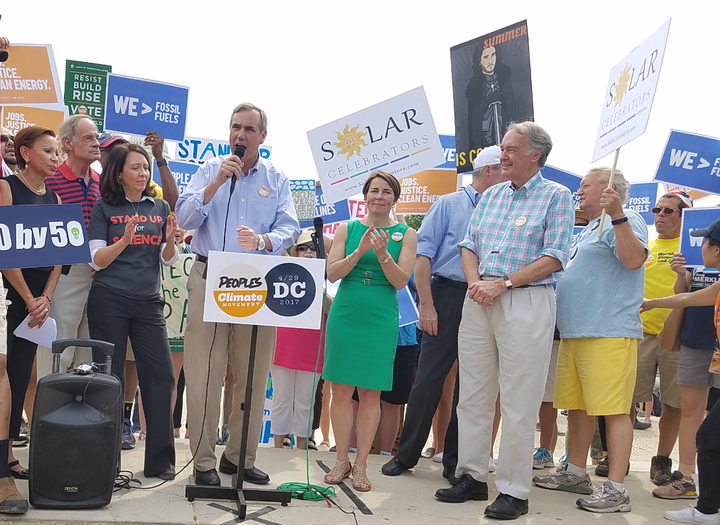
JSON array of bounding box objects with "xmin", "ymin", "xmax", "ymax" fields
[
  {"xmin": 381, "ymin": 457, "xmax": 409, "ymax": 476},
  {"xmin": 194, "ymin": 468, "xmax": 221, "ymax": 486},
  {"xmin": 435, "ymin": 474, "xmax": 488, "ymax": 503},
  {"xmin": 218, "ymin": 453, "xmax": 237, "ymax": 475},
  {"xmin": 243, "ymin": 467, "xmax": 270, "ymax": 485},
  {"xmin": 152, "ymin": 468, "xmax": 176, "ymax": 480},
  {"xmin": 442, "ymin": 466, "xmax": 459, "ymax": 485},
  {"xmin": 484, "ymin": 493, "xmax": 529, "ymax": 520}
]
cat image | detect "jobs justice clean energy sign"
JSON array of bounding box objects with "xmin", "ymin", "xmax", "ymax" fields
[
  {"xmin": 0, "ymin": 204, "xmax": 90, "ymax": 270},
  {"xmin": 105, "ymin": 73, "xmax": 189, "ymax": 141},
  {"xmin": 679, "ymin": 208, "xmax": 720, "ymax": 268},
  {"xmin": 592, "ymin": 19, "xmax": 670, "ymax": 162},
  {"xmin": 307, "ymin": 86, "xmax": 445, "ymax": 205},
  {"xmin": 203, "ymin": 251, "xmax": 326, "ymax": 329},
  {"xmin": 654, "ymin": 130, "xmax": 720, "ymax": 196}
]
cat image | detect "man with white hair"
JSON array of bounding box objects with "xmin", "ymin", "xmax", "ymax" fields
[
  {"xmin": 382, "ymin": 146, "xmax": 506, "ymax": 482},
  {"xmin": 435, "ymin": 122, "xmax": 574, "ymax": 520}
]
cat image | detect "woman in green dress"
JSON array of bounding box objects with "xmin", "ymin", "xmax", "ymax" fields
[{"xmin": 323, "ymin": 170, "xmax": 417, "ymax": 492}]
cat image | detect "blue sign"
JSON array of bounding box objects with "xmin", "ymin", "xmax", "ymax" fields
[
  {"xmin": 679, "ymin": 208, "xmax": 720, "ymax": 267},
  {"xmin": 626, "ymin": 182, "xmax": 658, "ymax": 225},
  {"xmin": 654, "ymin": 130, "xmax": 720, "ymax": 195},
  {"xmin": 438, "ymin": 134, "xmax": 457, "ymax": 170},
  {"xmin": 105, "ymin": 74, "xmax": 189, "ymax": 142},
  {"xmin": 542, "ymin": 165, "xmax": 582, "ymax": 207},
  {"xmin": 175, "ymin": 136, "xmax": 272, "ymax": 164},
  {"xmin": 0, "ymin": 205, "xmax": 90, "ymax": 270},
  {"xmin": 152, "ymin": 159, "xmax": 199, "ymax": 197},
  {"xmin": 398, "ymin": 286, "xmax": 419, "ymax": 327},
  {"xmin": 299, "ymin": 186, "xmax": 351, "ymax": 228}
]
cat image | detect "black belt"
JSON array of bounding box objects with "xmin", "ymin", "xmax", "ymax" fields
[
  {"xmin": 196, "ymin": 254, "xmax": 208, "ymax": 264},
  {"xmin": 432, "ymin": 275, "xmax": 468, "ymax": 290}
]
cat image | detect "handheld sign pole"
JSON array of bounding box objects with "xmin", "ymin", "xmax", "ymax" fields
[{"xmin": 598, "ymin": 148, "xmax": 620, "ymax": 237}]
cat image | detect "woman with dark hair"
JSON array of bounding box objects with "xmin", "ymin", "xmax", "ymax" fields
[
  {"xmin": 87, "ymin": 143, "xmax": 178, "ymax": 479},
  {"xmin": 322, "ymin": 170, "xmax": 417, "ymax": 492},
  {"xmin": 0, "ymin": 126, "xmax": 61, "ymax": 488}
]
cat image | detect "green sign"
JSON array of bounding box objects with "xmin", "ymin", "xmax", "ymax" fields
[{"xmin": 64, "ymin": 60, "xmax": 112, "ymax": 132}]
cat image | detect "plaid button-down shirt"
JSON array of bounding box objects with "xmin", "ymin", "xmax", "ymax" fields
[{"xmin": 459, "ymin": 171, "xmax": 574, "ymax": 286}]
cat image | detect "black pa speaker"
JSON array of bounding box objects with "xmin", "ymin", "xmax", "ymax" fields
[{"xmin": 29, "ymin": 339, "xmax": 122, "ymax": 509}]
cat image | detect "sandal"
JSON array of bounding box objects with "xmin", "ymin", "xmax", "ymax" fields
[
  {"xmin": 8, "ymin": 461, "xmax": 29, "ymax": 480},
  {"xmin": 308, "ymin": 437, "xmax": 318, "ymax": 451},
  {"xmin": 352, "ymin": 464, "xmax": 371, "ymax": 492},
  {"xmin": 283, "ymin": 436, "xmax": 292, "ymax": 449},
  {"xmin": 324, "ymin": 460, "xmax": 351, "ymax": 484}
]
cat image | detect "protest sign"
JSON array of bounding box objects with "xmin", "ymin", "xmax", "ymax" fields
[
  {"xmin": 438, "ymin": 134, "xmax": 459, "ymax": 170},
  {"xmin": 64, "ymin": 60, "xmax": 112, "ymax": 132},
  {"xmin": 396, "ymin": 170, "xmax": 459, "ymax": 214},
  {"xmin": 175, "ymin": 135, "xmax": 272, "ymax": 163},
  {"xmin": 290, "ymin": 180, "xmax": 316, "ymax": 222},
  {"xmin": 665, "ymin": 184, "xmax": 709, "ymax": 202},
  {"xmin": 542, "ymin": 165, "xmax": 582, "ymax": 208},
  {"xmin": 0, "ymin": 204, "xmax": 90, "ymax": 270},
  {"xmin": 679, "ymin": 208, "xmax": 720, "ymax": 267},
  {"xmin": 451, "ymin": 20, "xmax": 534, "ymax": 173},
  {"xmin": 654, "ymin": 130, "xmax": 720, "ymax": 196},
  {"xmin": 299, "ymin": 186, "xmax": 351, "ymax": 229},
  {"xmin": 307, "ymin": 86, "xmax": 444, "ymax": 205},
  {"xmin": 626, "ymin": 182, "xmax": 659, "ymax": 225},
  {"xmin": 152, "ymin": 159, "xmax": 199, "ymax": 197},
  {"xmin": 2, "ymin": 106, "xmax": 66, "ymax": 134},
  {"xmin": 592, "ymin": 19, "xmax": 671, "ymax": 162},
  {"xmin": 160, "ymin": 253, "xmax": 194, "ymax": 338},
  {"xmin": 398, "ymin": 286, "xmax": 419, "ymax": 327},
  {"xmin": 105, "ymin": 74, "xmax": 189, "ymax": 141},
  {"xmin": 0, "ymin": 44, "xmax": 63, "ymax": 106},
  {"xmin": 204, "ymin": 251, "xmax": 326, "ymax": 329}
]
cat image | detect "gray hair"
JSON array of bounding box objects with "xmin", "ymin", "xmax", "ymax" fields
[
  {"xmin": 506, "ymin": 121, "xmax": 552, "ymax": 168},
  {"xmin": 472, "ymin": 164, "xmax": 501, "ymax": 179},
  {"xmin": 230, "ymin": 103, "xmax": 267, "ymax": 133},
  {"xmin": 590, "ymin": 167, "xmax": 629, "ymax": 204},
  {"xmin": 58, "ymin": 115, "xmax": 94, "ymax": 154}
]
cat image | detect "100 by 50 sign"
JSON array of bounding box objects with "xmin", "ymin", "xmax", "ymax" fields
[{"xmin": 0, "ymin": 205, "xmax": 91, "ymax": 270}]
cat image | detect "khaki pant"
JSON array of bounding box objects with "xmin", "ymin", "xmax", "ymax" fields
[{"xmin": 185, "ymin": 260, "xmax": 275, "ymax": 471}]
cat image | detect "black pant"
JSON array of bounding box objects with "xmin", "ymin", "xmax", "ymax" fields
[
  {"xmin": 696, "ymin": 389, "xmax": 720, "ymax": 515},
  {"xmin": 5, "ymin": 269, "xmax": 51, "ymax": 439},
  {"xmin": 395, "ymin": 279, "xmax": 465, "ymax": 468},
  {"xmin": 87, "ymin": 285, "xmax": 175, "ymax": 477}
]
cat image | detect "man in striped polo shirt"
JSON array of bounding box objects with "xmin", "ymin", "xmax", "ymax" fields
[{"xmin": 37, "ymin": 115, "xmax": 102, "ymax": 380}]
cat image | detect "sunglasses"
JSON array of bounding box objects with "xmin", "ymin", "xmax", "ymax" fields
[
  {"xmin": 296, "ymin": 244, "xmax": 316, "ymax": 252},
  {"xmin": 652, "ymin": 207, "xmax": 681, "ymax": 215},
  {"xmin": 1, "ymin": 135, "xmax": 14, "ymax": 143}
]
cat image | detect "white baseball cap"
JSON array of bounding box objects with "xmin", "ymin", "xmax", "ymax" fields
[{"xmin": 473, "ymin": 145, "xmax": 501, "ymax": 170}]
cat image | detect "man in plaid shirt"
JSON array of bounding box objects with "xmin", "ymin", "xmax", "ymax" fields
[{"xmin": 435, "ymin": 122, "xmax": 574, "ymax": 519}]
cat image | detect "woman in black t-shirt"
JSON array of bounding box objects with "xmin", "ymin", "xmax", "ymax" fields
[
  {"xmin": 87, "ymin": 143, "xmax": 178, "ymax": 480},
  {"xmin": 0, "ymin": 126, "xmax": 61, "ymax": 492}
]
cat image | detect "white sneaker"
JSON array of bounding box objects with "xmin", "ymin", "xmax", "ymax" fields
[
  {"xmin": 432, "ymin": 452, "xmax": 444, "ymax": 463},
  {"xmin": 665, "ymin": 506, "xmax": 720, "ymax": 524},
  {"xmin": 488, "ymin": 457, "xmax": 495, "ymax": 473}
]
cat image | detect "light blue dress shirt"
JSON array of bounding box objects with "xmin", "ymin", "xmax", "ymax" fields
[
  {"xmin": 416, "ymin": 186, "xmax": 480, "ymax": 282},
  {"xmin": 175, "ymin": 154, "xmax": 299, "ymax": 256}
]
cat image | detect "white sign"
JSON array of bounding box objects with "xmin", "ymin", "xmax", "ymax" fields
[
  {"xmin": 307, "ymin": 86, "xmax": 445, "ymax": 205},
  {"xmin": 591, "ymin": 19, "xmax": 671, "ymax": 162},
  {"xmin": 175, "ymin": 135, "xmax": 272, "ymax": 163},
  {"xmin": 203, "ymin": 251, "xmax": 326, "ymax": 329}
]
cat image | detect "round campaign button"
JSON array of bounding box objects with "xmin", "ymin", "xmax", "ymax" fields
[
  {"xmin": 391, "ymin": 231, "xmax": 404, "ymax": 242},
  {"xmin": 264, "ymin": 263, "xmax": 316, "ymax": 317},
  {"xmin": 515, "ymin": 216, "xmax": 527, "ymax": 227}
]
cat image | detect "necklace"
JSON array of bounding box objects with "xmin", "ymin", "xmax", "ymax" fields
[
  {"xmin": 18, "ymin": 171, "xmax": 46, "ymax": 195},
  {"xmin": 130, "ymin": 200, "xmax": 141, "ymax": 217}
]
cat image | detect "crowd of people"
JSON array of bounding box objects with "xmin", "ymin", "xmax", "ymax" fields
[{"xmin": 1, "ymin": 97, "xmax": 719, "ymax": 523}]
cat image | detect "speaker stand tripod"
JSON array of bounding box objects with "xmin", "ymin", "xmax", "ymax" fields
[{"xmin": 185, "ymin": 325, "xmax": 292, "ymax": 520}]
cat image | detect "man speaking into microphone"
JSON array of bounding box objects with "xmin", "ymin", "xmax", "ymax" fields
[{"xmin": 176, "ymin": 103, "xmax": 299, "ymax": 486}]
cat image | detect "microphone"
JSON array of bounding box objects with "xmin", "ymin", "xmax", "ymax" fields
[
  {"xmin": 312, "ymin": 217, "xmax": 326, "ymax": 259},
  {"xmin": 229, "ymin": 144, "xmax": 246, "ymax": 196}
]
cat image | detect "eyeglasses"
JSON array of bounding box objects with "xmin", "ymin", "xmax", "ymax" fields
[
  {"xmin": 296, "ymin": 244, "xmax": 316, "ymax": 252},
  {"xmin": 0, "ymin": 135, "xmax": 14, "ymax": 143},
  {"xmin": 652, "ymin": 207, "xmax": 681, "ymax": 215}
]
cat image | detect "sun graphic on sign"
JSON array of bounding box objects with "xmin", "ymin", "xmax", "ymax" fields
[
  {"xmin": 613, "ymin": 64, "xmax": 632, "ymax": 107},
  {"xmin": 332, "ymin": 124, "xmax": 367, "ymax": 159}
]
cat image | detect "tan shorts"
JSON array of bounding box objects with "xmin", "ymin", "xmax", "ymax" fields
[{"xmin": 632, "ymin": 332, "xmax": 681, "ymax": 409}]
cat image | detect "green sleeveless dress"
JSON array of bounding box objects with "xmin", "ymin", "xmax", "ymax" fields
[{"xmin": 323, "ymin": 220, "xmax": 410, "ymax": 390}]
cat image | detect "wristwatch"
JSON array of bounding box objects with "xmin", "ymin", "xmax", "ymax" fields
[
  {"xmin": 156, "ymin": 159, "xmax": 168, "ymax": 168},
  {"xmin": 256, "ymin": 235, "xmax": 266, "ymax": 251},
  {"xmin": 502, "ymin": 275, "xmax": 513, "ymax": 290},
  {"xmin": 380, "ymin": 255, "xmax": 392, "ymax": 264}
]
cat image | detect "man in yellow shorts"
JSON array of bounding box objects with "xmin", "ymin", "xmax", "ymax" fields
[{"xmin": 532, "ymin": 167, "xmax": 648, "ymax": 513}]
